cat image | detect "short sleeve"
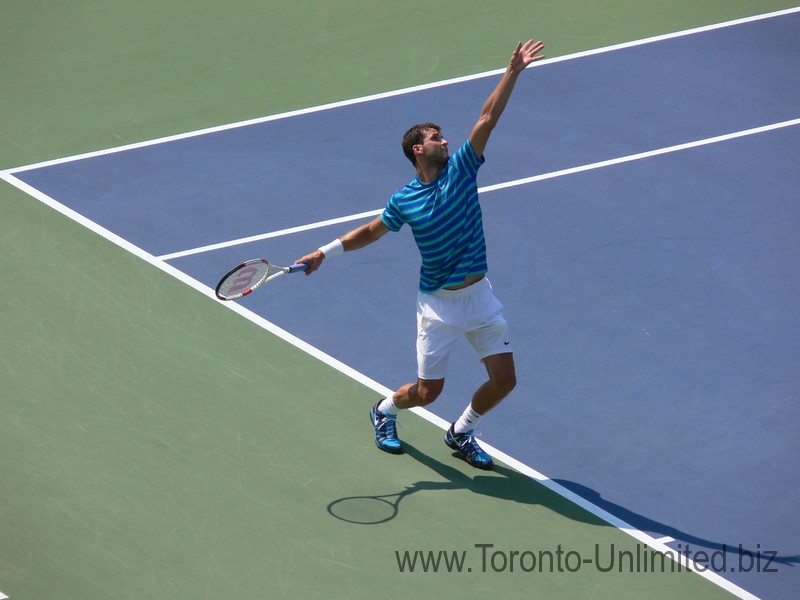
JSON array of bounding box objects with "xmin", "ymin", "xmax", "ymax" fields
[{"xmin": 380, "ymin": 195, "xmax": 404, "ymax": 232}]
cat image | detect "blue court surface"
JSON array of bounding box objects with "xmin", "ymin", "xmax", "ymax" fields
[{"xmin": 6, "ymin": 11, "xmax": 799, "ymax": 600}]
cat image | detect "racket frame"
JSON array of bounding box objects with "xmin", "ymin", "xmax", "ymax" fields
[{"xmin": 214, "ymin": 258, "xmax": 307, "ymax": 301}]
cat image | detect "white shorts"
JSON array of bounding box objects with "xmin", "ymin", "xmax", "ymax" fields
[{"xmin": 416, "ymin": 277, "xmax": 512, "ymax": 380}]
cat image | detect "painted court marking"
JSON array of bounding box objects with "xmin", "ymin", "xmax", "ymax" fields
[
  {"xmin": 156, "ymin": 118, "xmax": 800, "ymax": 261},
  {"xmin": 5, "ymin": 10, "xmax": 798, "ymax": 599},
  {"xmin": 2, "ymin": 6, "xmax": 797, "ymax": 177}
]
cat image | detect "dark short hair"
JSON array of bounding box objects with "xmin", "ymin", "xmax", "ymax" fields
[{"xmin": 402, "ymin": 122, "xmax": 441, "ymax": 166}]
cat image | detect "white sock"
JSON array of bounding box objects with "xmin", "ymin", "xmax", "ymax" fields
[
  {"xmin": 377, "ymin": 397, "xmax": 399, "ymax": 417},
  {"xmin": 453, "ymin": 405, "xmax": 482, "ymax": 434}
]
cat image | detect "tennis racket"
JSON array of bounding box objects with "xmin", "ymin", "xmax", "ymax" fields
[{"xmin": 214, "ymin": 258, "xmax": 308, "ymax": 301}]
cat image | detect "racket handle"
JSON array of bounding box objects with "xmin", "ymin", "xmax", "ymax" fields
[{"xmin": 288, "ymin": 263, "xmax": 309, "ymax": 273}]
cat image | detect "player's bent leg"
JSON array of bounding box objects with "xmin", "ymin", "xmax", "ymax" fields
[
  {"xmin": 444, "ymin": 353, "xmax": 515, "ymax": 470},
  {"xmin": 394, "ymin": 378, "xmax": 445, "ymax": 409},
  {"xmin": 472, "ymin": 352, "xmax": 516, "ymax": 414}
]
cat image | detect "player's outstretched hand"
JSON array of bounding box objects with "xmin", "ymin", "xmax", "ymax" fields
[{"xmin": 509, "ymin": 39, "xmax": 545, "ymax": 74}]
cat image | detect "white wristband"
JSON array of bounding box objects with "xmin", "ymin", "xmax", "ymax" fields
[{"xmin": 318, "ymin": 239, "xmax": 344, "ymax": 258}]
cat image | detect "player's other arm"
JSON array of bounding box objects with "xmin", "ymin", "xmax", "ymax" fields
[
  {"xmin": 469, "ymin": 39, "xmax": 545, "ymax": 159},
  {"xmin": 297, "ymin": 215, "xmax": 390, "ymax": 274}
]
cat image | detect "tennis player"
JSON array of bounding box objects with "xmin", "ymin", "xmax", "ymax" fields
[{"xmin": 297, "ymin": 39, "xmax": 545, "ymax": 469}]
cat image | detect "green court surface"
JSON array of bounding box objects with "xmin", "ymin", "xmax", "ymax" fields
[{"xmin": 2, "ymin": 2, "xmax": 797, "ymax": 598}]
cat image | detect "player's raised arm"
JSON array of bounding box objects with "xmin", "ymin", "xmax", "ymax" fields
[
  {"xmin": 297, "ymin": 215, "xmax": 390, "ymax": 274},
  {"xmin": 469, "ymin": 39, "xmax": 545, "ymax": 158}
]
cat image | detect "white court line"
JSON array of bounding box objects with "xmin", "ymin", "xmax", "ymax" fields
[
  {"xmin": 478, "ymin": 118, "xmax": 800, "ymax": 192},
  {"xmin": 1, "ymin": 169, "xmax": 762, "ymax": 600},
  {"xmin": 2, "ymin": 6, "xmax": 797, "ymax": 177},
  {"xmin": 157, "ymin": 117, "xmax": 800, "ymax": 261},
  {"xmin": 158, "ymin": 209, "xmax": 383, "ymax": 261}
]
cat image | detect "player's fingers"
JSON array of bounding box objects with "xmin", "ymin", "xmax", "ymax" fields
[{"xmin": 297, "ymin": 257, "xmax": 317, "ymax": 274}]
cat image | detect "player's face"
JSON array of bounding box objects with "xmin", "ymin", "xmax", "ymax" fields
[{"xmin": 418, "ymin": 128, "xmax": 449, "ymax": 166}]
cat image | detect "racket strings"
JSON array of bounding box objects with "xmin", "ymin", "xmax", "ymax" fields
[{"xmin": 217, "ymin": 260, "xmax": 272, "ymax": 298}]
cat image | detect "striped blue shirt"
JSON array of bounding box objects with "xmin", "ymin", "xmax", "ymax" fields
[{"xmin": 381, "ymin": 140, "xmax": 487, "ymax": 293}]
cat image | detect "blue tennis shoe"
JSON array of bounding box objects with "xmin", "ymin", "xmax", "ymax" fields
[
  {"xmin": 370, "ymin": 402, "xmax": 403, "ymax": 454},
  {"xmin": 444, "ymin": 424, "xmax": 493, "ymax": 470}
]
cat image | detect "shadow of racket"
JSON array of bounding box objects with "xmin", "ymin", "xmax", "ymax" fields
[{"xmin": 327, "ymin": 481, "xmax": 453, "ymax": 525}]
